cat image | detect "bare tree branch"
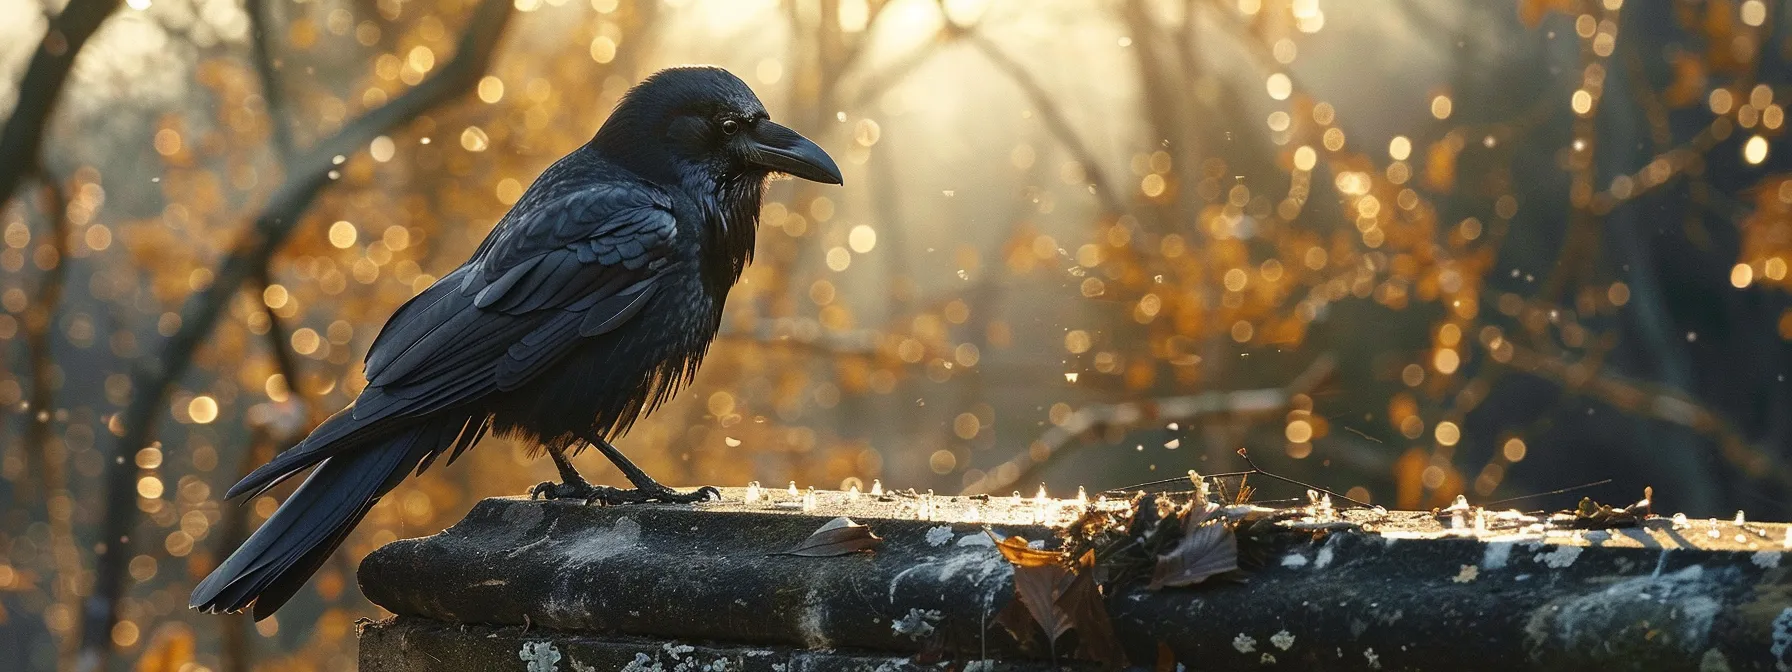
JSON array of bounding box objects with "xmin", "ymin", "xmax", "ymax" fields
[
  {"xmin": 0, "ymin": 0, "xmax": 120, "ymax": 207},
  {"xmin": 18, "ymin": 169, "xmax": 68, "ymax": 505},
  {"xmin": 964, "ymin": 31, "xmax": 1125, "ymax": 219},
  {"xmin": 962, "ymin": 354, "xmax": 1337, "ymax": 495},
  {"xmin": 19, "ymin": 168, "xmax": 83, "ymax": 670},
  {"xmin": 245, "ymin": 0, "xmax": 296, "ymax": 158},
  {"xmin": 79, "ymin": 0, "xmax": 516, "ymax": 666}
]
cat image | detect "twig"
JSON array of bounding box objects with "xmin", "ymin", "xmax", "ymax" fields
[
  {"xmin": 80, "ymin": 0, "xmax": 516, "ymax": 666},
  {"xmin": 1101, "ymin": 469, "xmax": 1258, "ymax": 495},
  {"xmin": 1232, "ymin": 448, "xmax": 1373, "ymax": 509},
  {"xmin": 0, "ymin": 0, "xmax": 120, "ymax": 208},
  {"xmin": 1479, "ymin": 479, "xmax": 1613, "ymax": 508}
]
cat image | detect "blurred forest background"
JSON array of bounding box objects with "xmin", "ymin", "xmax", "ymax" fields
[{"xmin": 2, "ymin": 0, "xmax": 1791, "ymax": 668}]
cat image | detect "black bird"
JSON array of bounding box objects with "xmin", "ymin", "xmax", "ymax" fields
[{"xmin": 191, "ymin": 66, "xmax": 842, "ymax": 619}]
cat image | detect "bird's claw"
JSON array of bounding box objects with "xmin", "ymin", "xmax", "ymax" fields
[
  {"xmin": 532, "ymin": 479, "xmax": 599, "ymax": 501},
  {"xmin": 531, "ymin": 480, "xmax": 719, "ymax": 505},
  {"xmin": 585, "ymin": 484, "xmax": 720, "ymax": 505}
]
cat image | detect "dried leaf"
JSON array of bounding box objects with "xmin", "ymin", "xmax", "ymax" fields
[
  {"xmin": 992, "ymin": 537, "xmax": 1126, "ymax": 666},
  {"xmin": 1012, "ymin": 563, "xmax": 1077, "ymax": 641},
  {"xmin": 1148, "ymin": 502, "xmax": 1239, "ymax": 589},
  {"xmin": 1058, "ymin": 550, "xmax": 1126, "ymax": 667},
  {"xmin": 1568, "ymin": 493, "xmax": 1649, "ymax": 530},
  {"xmin": 1155, "ymin": 642, "xmax": 1178, "ymax": 672},
  {"xmin": 780, "ymin": 516, "xmax": 882, "ymax": 556},
  {"xmin": 989, "ymin": 531, "xmax": 1069, "ymax": 567}
]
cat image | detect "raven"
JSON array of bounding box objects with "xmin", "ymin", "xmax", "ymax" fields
[{"xmin": 191, "ymin": 66, "xmax": 842, "ymax": 619}]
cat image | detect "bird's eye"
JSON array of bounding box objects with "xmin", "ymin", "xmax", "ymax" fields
[{"xmin": 721, "ymin": 119, "xmax": 741, "ymax": 136}]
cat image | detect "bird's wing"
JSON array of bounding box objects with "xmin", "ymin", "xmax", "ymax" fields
[
  {"xmin": 229, "ymin": 182, "xmax": 679, "ymax": 500},
  {"xmin": 356, "ymin": 181, "xmax": 678, "ymax": 418}
]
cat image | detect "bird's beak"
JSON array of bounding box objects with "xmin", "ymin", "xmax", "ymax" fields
[{"xmin": 746, "ymin": 121, "xmax": 843, "ymax": 185}]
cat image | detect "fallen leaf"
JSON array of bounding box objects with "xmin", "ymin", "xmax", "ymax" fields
[
  {"xmin": 988, "ymin": 531, "xmax": 1068, "ymax": 567},
  {"xmin": 1058, "ymin": 550, "xmax": 1126, "ymax": 667},
  {"xmin": 991, "ymin": 536, "xmax": 1126, "ymax": 667},
  {"xmin": 1149, "ymin": 502, "xmax": 1239, "ymax": 589},
  {"xmin": 780, "ymin": 516, "xmax": 882, "ymax": 556}
]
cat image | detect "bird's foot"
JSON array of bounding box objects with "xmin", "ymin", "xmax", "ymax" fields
[
  {"xmin": 531, "ymin": 479, "xmax": 602, "ymax": 502},
  {"xmin": 588, "ymin": 483, "xmax": 721, "ymax": 505},
  {"xmin": 530, "ymin": 480, "xmax": 718, "ymax": 505}
]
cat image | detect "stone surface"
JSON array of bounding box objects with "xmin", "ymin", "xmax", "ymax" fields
[
  {"xmin": 359, "ymin": 617, "xmax": 1084, "ymax": 672},
  {"xmin": 358, "ymin": 489, "xmax": 1792, "ymax": 670}
]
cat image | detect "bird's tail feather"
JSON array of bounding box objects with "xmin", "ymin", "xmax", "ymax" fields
[{"xmin": 191, "ymin": 422, "xmax": 448, "ymax": 619}]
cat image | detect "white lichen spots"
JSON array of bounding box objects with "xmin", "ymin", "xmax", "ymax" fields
[
  {"xmin": 797, "ymin": 588, "xmax": 831, "ymax": 649},
  {"xmin": 1280, "ymin": 553, "xmax": 1309, "ymax": 568},
  {"xmin": 1270, "ymin": 630, "xmax": 1295, "ymax": 651},
  {"xmin": 519, "ymin": 641, "xmax": 562, "ymax": 672},
  {"xmin": 925, "ymin": 525, "xmax": 954, "ymax": 547},
  {"xmin": 570, "ymin": 659, "xmax": 596, "ymax": 672},
  {"xmin": 1770, "ymin": 607, "xmax": 1792, "ymax": 662},
  {"xmin": 1482, "ymin": 541, "xmax": 1515, "ymax": 571},
  {"xmin": 1260, "ymin": 653, "xmax": 1277, "ymax": 665},
  {"xmin": 1364, "ymin": 648, "xmax": 1382, "ymax": 669},
  {"xmin": 620, "ymin": 652, "xmax": 657, "ymax": 672},
  {"xmin": 564, "ymin": 517, "xmax": 643, "ymax": 566},
  {"xmin": 891, "ymin": 608, "xmax": 943, "ymax": 640},
  {"xmin": 1453, "ymin": 564, "xmax": 1479, "ymax": 583},
  {"xmin": 1538, "ymin": 544, "xmax": 1582, "ymax": 569},
  {"xmin": 1233, "ymin": 633, "xmax": 1257, "ymax": 653},
  {"xmin": 1698, "ymin": 648, "xmax": 1730, "ymax": 672},
  {"xmin": 955, "ymin": 533, "xmax": 994, "ymax": 547},
  {"xmin": 1754, "ymin": 551, "xmax": 1783, "ymax": 569},
  {"xmin": 1314, "ymin": 546, "xmax": 1335, "ymax": 569},
  {"xmin": 964, "ymin": 662, "xmax": 995, "ymax": 672}
]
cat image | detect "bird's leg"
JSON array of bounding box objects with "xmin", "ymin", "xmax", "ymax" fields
[
  {"xmin": 529, "ymin": 444, "xmax": 616, "ymax": 502},
  {"xmin": 578, "ymin": 432, "xmax": 719, "ymax": 504}
]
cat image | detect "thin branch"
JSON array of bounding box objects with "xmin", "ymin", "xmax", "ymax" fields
[
  {"xmin": 243, "ymin": 0, "xmax": 314, "ymax": 420},
  {"xmin": 20, "ymin": 168, "xmax": 83, "ymax": 670},
  {"xmin": 0, "ymin": 0, "xmax": 120, "ymax": 208},
  {"xmin": 246, "ymin": 0, "xmax": 295, "ymax": 158},
  {"xmin": 964, "ymin": 31, "xmax": 1125, "ymax": 218},
  {"xmin": 18, "ymin": 169, "xmax": 68, "ymax": 505},
  {"xmin": 253, "ymin": 269, "xmax": 312, "ymax": 421},
  {"xmin": 1232, "ymin": 447, "xmax": 1373, "ymax": 509},
  {"xmin": 1497, "ymin": 341, "xmax": 1792, "ymax": 490},
  {"xmin": 843, "ymin": 29, "xmax": 954, "ymax": 111},
  {"xmin": 79, "ymin": 0, "xmax": 516, "ymax": 666},
  {"xmin": 961, "ymin": 354, "xmax": 1337, "ymax": 496}
]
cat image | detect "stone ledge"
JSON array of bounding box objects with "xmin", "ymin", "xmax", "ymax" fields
[
  {"xmin": 358, "ymin": 617, "xmax": 1081, "ymax": 672},
  {"xmin": 357, "ymin": 489, "xmax": 1792, "ymax": 670}
]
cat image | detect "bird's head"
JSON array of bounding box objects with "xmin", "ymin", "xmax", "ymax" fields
[{"xmin": 592, "ymin": 66, "xmax": 843, "ymax": 188}]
